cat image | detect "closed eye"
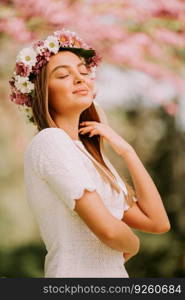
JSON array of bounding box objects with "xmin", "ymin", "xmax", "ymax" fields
[
  {"xmin": 58, "ymin": 73, "xmax": 89, "ymax": 79},
  {"xmin": 58, "ymin": 75, "xmax": 68, "ymax": 78}
]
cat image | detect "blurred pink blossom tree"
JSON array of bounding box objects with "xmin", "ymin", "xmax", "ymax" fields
[{"xmin": 1, "ymin": 0, "xmax": 185, "ymax": 99}]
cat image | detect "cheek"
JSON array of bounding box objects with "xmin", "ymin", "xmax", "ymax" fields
[
  {"xmin": 48, "ymin": 81, "xmax": 74, "ymax": 112},
  {"xmin": 48, "ymin": 80, "xmax": 72, "ymax": 98}
]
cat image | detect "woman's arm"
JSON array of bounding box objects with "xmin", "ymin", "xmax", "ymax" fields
[
  {"xmin": 75, "ymin": 190, "xmax": 140, "ymax": 254},
  {"xmin": 120, "ymin": 148, "xmax": 171, "ymax": 233},
  {"xmin": 79, "ymin": 121, "xmax": 171, "ymax": 233}
]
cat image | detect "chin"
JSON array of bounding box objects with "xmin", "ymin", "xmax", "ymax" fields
[{"xmin": 79, "ymin": 96, "xmax": 93, "ymax": 108}]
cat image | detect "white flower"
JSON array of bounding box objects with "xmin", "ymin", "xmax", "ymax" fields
[
  {"xmin": 18, "ymin": 105, "xmax": 34, "ymax": 123},
  {"xmin": 43, "ymin": 35, "xmax": 60, "ymax": 54},
  {"xmin": 14, "ymin": 75, "xmax": 34, "ymax": 94},
  {"xmin": 16, "ymin": 47, "xmax": 37, "ymax": 68},
  {"xmin": 25, "ymin": 106, "xmax": 33, "ymax": 120}
]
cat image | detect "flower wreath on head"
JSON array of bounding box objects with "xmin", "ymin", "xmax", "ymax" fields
[{"xmin": 9, "ymin": 28, "xmax": 102, "ymax": 124}]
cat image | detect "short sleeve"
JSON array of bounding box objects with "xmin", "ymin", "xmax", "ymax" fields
[{"xmin": 29, "ymin": 128, "xmax": 97, "ymax": 211}]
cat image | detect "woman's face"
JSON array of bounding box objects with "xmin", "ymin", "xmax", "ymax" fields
[{"xmin": 46, "ymin": 51, "xmax": 95, "ymax": 117}]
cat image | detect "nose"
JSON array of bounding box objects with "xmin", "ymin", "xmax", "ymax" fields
[{"xmin": 74, "ymin": 73, "xmax": 85, "ymax": 84}]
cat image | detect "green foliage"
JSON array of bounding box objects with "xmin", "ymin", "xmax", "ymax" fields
[
  {"xmin": 107, "ymin": 105, "xmax": 185, "ymax": 277},
  {"xmin": 0, "ymin": 243, "xmax": 46, "ymax": 278}
]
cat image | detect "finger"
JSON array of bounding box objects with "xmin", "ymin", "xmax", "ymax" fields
[
  {"xmin": 80, "ymin": 121, "xmax": 99, "ymax": 126},
  {"xmin": 78, "ymin": 126, "xmax": 95, "ymax": 134},
  {"xmin": 79, "ymin": 125, "xmax": 94, "ymax": 132},
  {"xmin": 89, "ymin": 128, "xmax": 99, "ymax": 137}
]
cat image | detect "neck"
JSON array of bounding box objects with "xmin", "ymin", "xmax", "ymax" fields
[{"xmin": 54, "ymin": 114, "xmax": 80, "ymax": 141}]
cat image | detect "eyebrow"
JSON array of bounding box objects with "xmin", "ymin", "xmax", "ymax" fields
[{"xmin": 49, "ymin": 62, "xmax": 87, "ymax": 77}]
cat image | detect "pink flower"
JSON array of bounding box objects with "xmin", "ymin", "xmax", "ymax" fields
[
  {"xmin": 71, "ymin": 36, "xmax": 83, "ymax": 48},
  {"xmin": 33, "ymin": 40, "xmax": 44, "ymax": 49},
  {"xmin": 153, "ymin": 29, "xmax": 185, "ymax": 47},
  {"xmin": 2, "ymin": 17, "xmax": 32, "ymax": 43},
  {"xmin": 31, "ymin": 49, "xmax": 52, "ymax": 74},
  {"xmin": 86, "ymin": 52, "xmax": 102, "ymax": 67},
  {"xmin": 10, "ymin": 90, "xmax": 31, "ymax": 106},
  {"xmin": 15, "ymin": 62, "xmax": 30, "ymax": 77},
  {"xmin": 58, "ymin": 32, "xmax": 73, "ymax": 47}
]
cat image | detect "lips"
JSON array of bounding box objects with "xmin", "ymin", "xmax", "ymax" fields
[{"xmin": 73, "ymin": 88, "xmax": 89, "ymax": 93}]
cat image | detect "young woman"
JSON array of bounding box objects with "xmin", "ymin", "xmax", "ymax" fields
[{"xmin": 9, "ymin": 28, "xmax": 171, "ymax": 278}]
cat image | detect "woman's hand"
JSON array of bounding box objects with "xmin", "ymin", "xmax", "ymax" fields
[{"xmin": 79, "ymin": 121, "xmax": 135, "ymax": 156}]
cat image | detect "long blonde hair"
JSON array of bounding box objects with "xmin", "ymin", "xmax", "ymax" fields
[
  {"xmin": 31, "ymin": 49, "xmax": 136, "ymax": 207},
  {"xmin": 93, "ymin": 101, "xmax": 136, "ymax": 207}
]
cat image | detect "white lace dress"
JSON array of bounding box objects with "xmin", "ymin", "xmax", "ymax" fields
[{"xmin": 24, "ymin": 127, "xmax": 137, "ymax": 278}]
